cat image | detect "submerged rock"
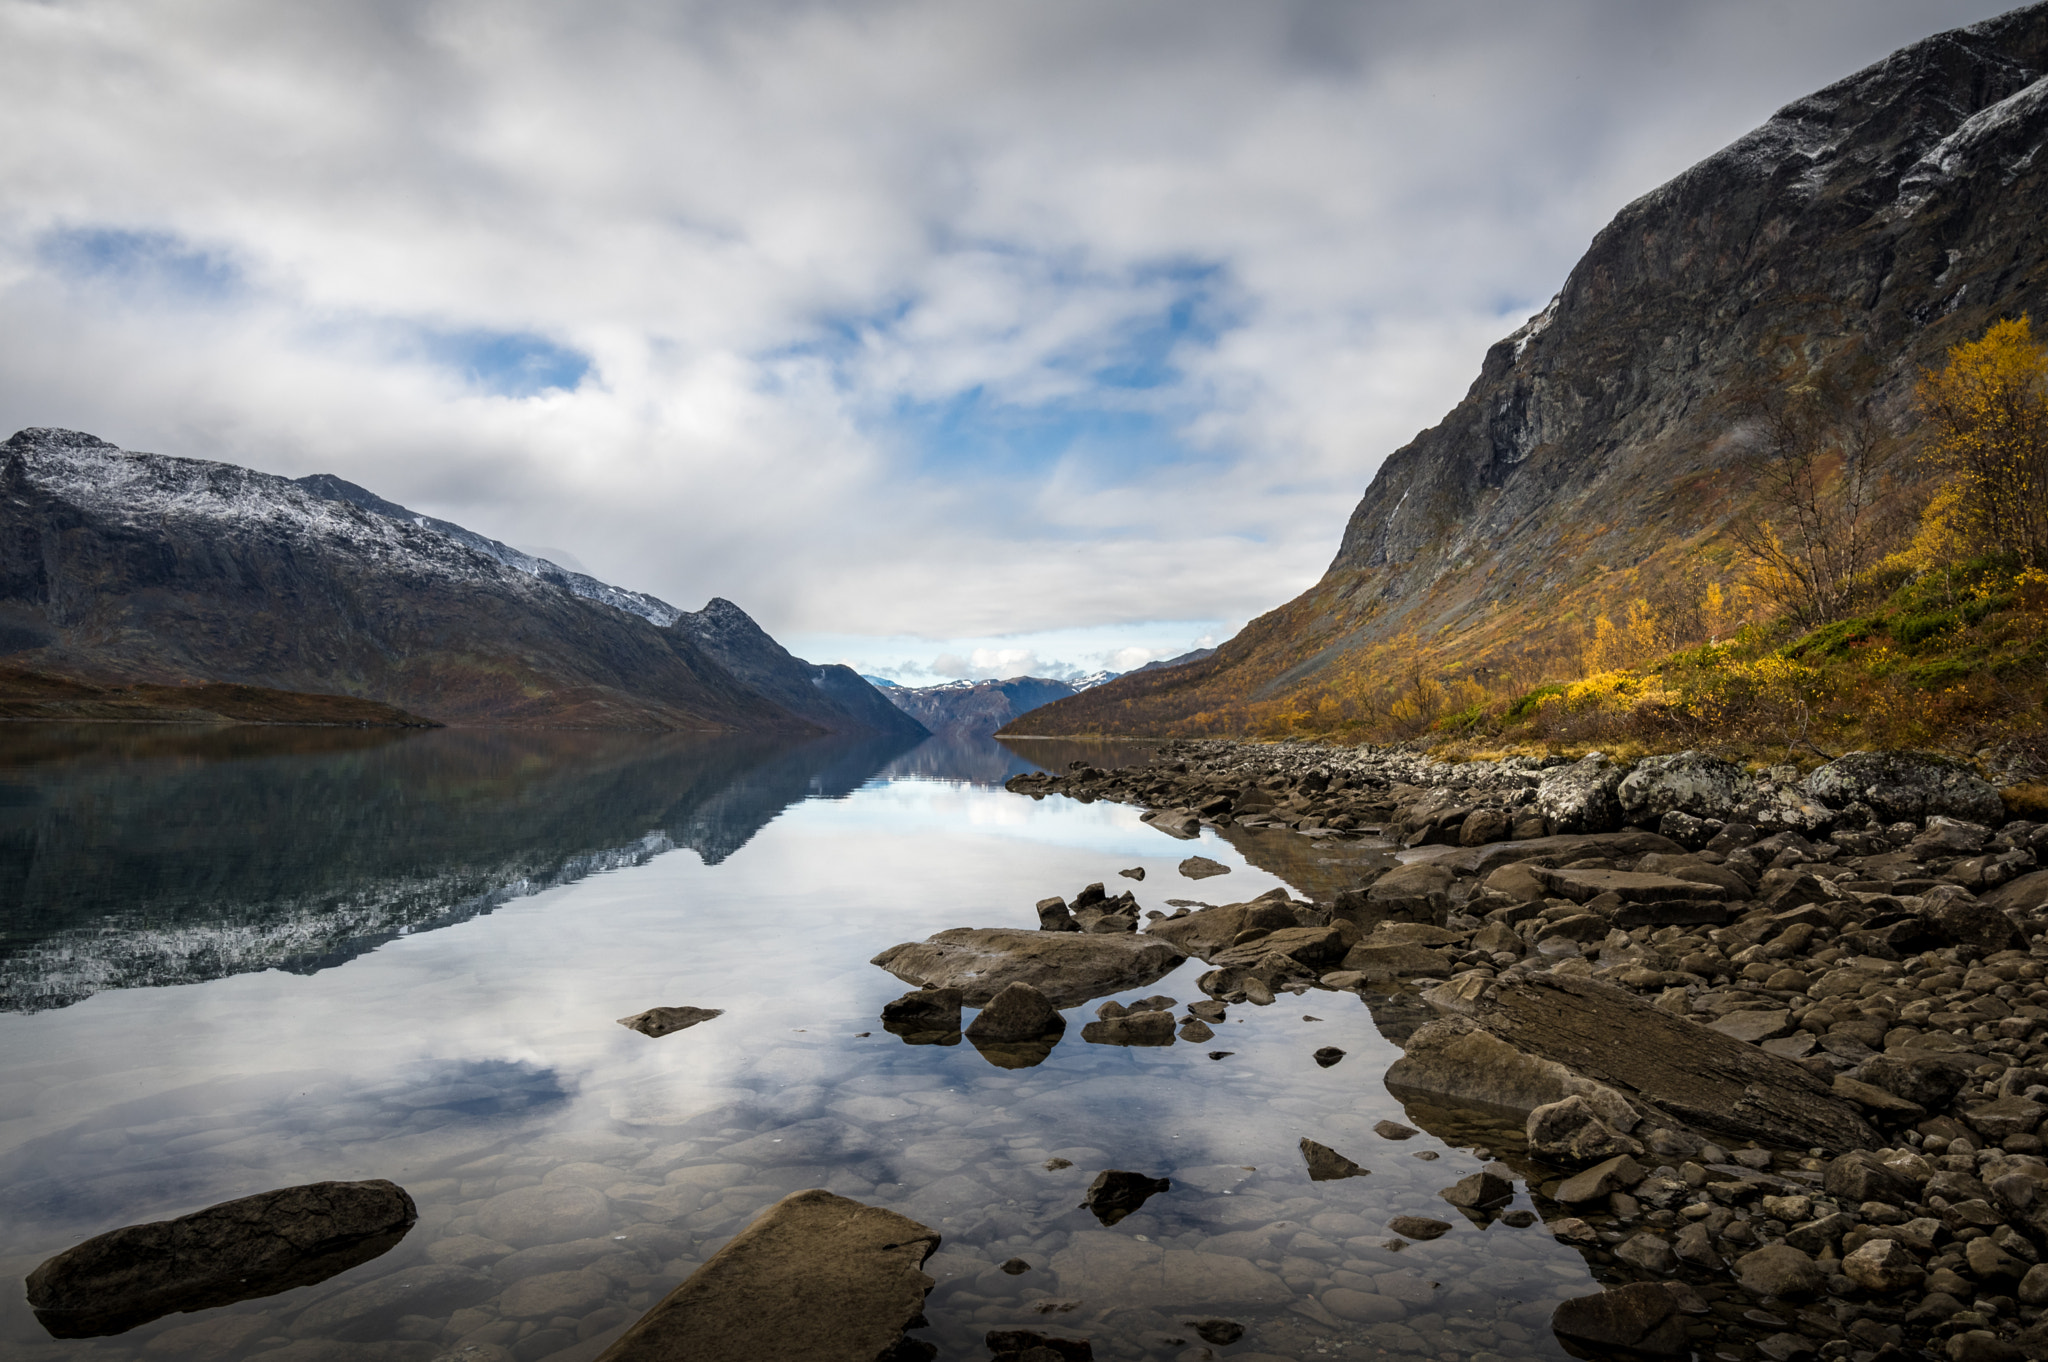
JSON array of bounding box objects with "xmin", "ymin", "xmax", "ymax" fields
[
  {"xmin": 988, "ymin": 1328, "xmax": 1093, "ymax": 1361},
  {"xmin": 616, "ymin": 1006, "xmax": 724, "ymax": 1038},
  {"xmin": 26, "ymin": 1179, "xmax": 418, "ymax": 1338},
  {"xmin": 1080, "ymin": 1170, "xmax": 1171, "ymax": 1226},
  {"xmin": 596, "ymin": 1189, "xmax": 939, "ymax": 1362},
  {"xmin": 871, "ymin": 928, "xmax": 1185, "ymax": 1007},
  {"xmin": 1178, "ymin": 855, "xmax": 1230, "ymax": 879}
]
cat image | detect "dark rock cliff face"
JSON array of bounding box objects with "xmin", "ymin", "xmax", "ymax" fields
[
  {"xmin": 1012, "ymin": 3, "xmax": 2048, "ymax": 734},
  {"xmin": 0, "ymin": 429, "xmax": 807, "ymax": 731},
  {"xmin": 673, "ymin": 597, "xmax": 928, "ymax": 740},
  {"xmin": 884, "ymin": 676, "xmax": 1079, "ymax": 737}
]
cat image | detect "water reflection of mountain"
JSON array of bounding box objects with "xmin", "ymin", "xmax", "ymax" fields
[
  {"xmin": 874, "ymin": 735, "xmax": 1168, "ymax": 788},
  {"xmin": 0, "ymin": 725, "xmax": 919, "ymax": 1012}
]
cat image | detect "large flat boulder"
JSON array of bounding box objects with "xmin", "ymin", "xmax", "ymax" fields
[
  {"xmin": 26, "ymin": 1179, "xmax": 417, "ymax": 1338},
  {"xmin": 1145, "ymin": 901, "xmax": 1301, "ymax": 960},
  {"xmin": 1437, "ymin": 830, "xmax": 1686, "ymax": 877},
  {"xmin": 1531, "ymin": 867, "xmax": 1728, "ymax": 904},
  {"xmin": 1390, "ymin": 975, "xmax": 1878, "ymax": 1152},
  {"xmin": 871, "ymin": 928, "xmax": 1186, "ymax": 1007},
  {"xmin": 599, "ymin": 1190, "xmax": 938, "ymax": 1362}
]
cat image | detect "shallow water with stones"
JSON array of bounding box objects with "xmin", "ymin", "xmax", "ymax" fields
[{"xmin": 0, "ymin": 725, "xmax": 1810, "ymax": 1361}]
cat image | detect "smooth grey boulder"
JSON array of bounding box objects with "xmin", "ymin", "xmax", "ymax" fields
[
  {"xmin": 871, "ymin": 928, "xmax": 1185, "ymax": 1007},
  {"xmin": 1617, "ymin": 751, "xmax": 1742, "ymax": 823},
  {"xmin": 25, "ymin": 1179, "xmax": 418, "ymax": 1338},
  {"xmin": 597, "ymin": 1189, "xmax": 939, "ymax": 1362},
  {"xmin": 1805, "ymin": 751, "xmax": 2004, "ymax": 825},
  {"xmin": 617, "ymin": 1006, "xmax": 723, "ymax": 1038},
  {"xmin": 966, "ymin": 981, "xmax": 1066, "ymax": 1043}
]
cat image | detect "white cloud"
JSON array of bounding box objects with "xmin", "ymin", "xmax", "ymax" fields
[{"xmin": 0, "ymin": 0, "xmax": 2009, "ymax": 652}]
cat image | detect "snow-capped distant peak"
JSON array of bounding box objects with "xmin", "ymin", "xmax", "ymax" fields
[{"xmin": 1068, "ymin": 670, "xmax": 1121, "ymax": 691}]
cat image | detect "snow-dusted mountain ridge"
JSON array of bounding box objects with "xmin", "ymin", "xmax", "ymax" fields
[{"xmin": 0, "ymin": 428, "xmax": 909, "ymax": 733}]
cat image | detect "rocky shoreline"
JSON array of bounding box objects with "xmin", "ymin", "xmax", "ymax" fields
[{"xmin": 996, "ymin": 741, "xmax": 2048, "ymax": 1360}]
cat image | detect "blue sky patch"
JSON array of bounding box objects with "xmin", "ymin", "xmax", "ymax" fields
[
  {"xmin": 38, "ymin": 226, "xmax": 243, "ymax": 302},
  {"xmin": 411, "ymin": 327, "xmax": 591, "ymax": 397}
]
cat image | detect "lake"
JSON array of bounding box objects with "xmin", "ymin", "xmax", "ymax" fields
[{"xmin": 0, "ymin": 724, "xmax": 1596, "ymax": 1362}]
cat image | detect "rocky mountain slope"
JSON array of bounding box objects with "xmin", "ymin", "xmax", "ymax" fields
[
  {"xmin": 1010, "ymin": 3, "xmax": 2048, "ymax": 737},
  {"xmin": 673, "ymin": 597, "xmax": 926, "ymax": 740},
  {"xmin": 884, "ymin": 676, "xmax": 1082, "ymax": 736},
  {"xmin": 0, "ymin": 428, "xmax": 894, "ymax": 731}
]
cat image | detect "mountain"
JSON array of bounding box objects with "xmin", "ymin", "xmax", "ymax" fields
[
  {"xmin": 861, "ymin": 674, "xmax": 901, "ymax": 688},
  {"xmin": 1068, "ymin": 669, "xmax": 1122, "ymax": 691},
  {"xmin": 672, "ymin": 597, "xmax": 927, "ymax": 740},
  {"xmin": 293, "ymin": 473, "xmax": 683, "ymax": 627},
  {"xmin": 1007, "ymin": 4, "xmax": 2048, "ymax": 738},
  {"xmin": 0, "ymin": 429, "xmax": 894, "ymax": 732},
  {"xmin": 882, "ymin": 675, "xmax": 1079, "ymax": 736},
  {"xmin": 1131, "ymin": 647, "xmax": 1215, "ymax": 675}
]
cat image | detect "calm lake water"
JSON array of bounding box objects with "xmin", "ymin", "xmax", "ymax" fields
[{"xmin": 0, "ymin": 724, "xmax": 1600, "ymax": 1362}]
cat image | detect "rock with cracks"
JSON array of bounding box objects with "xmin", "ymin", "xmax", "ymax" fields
[
  {"xmin": 596, "ymin": 1189, "xmax": 939, "ymax": 1362},
  {"xmin": 26, "ymin": 1179, "xmax": 417, "ymax": 1338},
  {"xmin": 1387, "ymin": 974, "xmax": 1878, "ymax": 1152}
]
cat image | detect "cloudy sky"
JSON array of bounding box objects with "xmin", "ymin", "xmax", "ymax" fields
[{"xmin": 0, "ymin": 0, "xmax": 2019, "ymax": 683}]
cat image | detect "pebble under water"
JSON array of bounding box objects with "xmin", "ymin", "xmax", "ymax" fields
[{"xmin": 0, "ymin": 726, "xmax": 1790, "ymax": 1361}]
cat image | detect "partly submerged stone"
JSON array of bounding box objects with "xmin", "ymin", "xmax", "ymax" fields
[
  {"xmin": 1081, "ymin": 1010, "xmax": 1175, "ymax": 1047},
  {"xmin": 1144, "ymin": 901, "xmax": 1301, "ymax": 961},
  {"xmin": 965, "ymin": 981, "xmax": 1066, "ymax": 1044},
  {"xmin": 879, "ymin": 987, "xmax": 962, "ymax": 1034},
  {"xmin": 25, "ymin": 1179, "xmax": 418, "ymax": 1338},
  {"xmin": 1300, "ymin": 1139, "xmax": 1369, "ymax": 1182},
  {"xmin": 616, "ymin": 1006, "xmax": 724, "ymax": 1038},
  {"xmin": 596, "ymin": 1189, "xmax": 939, "ymax": 1362},
  {"xmin": 1080, "ymin": 1170, "xmax": 1171, "ymax": 1226},
  {"xmin": 1178, "ymin": 855, "xmax": 1231, "ymax": 879},
  {"xmin": 871, "ymin": 928, "xmax": 1185, "ymax": 1007}
]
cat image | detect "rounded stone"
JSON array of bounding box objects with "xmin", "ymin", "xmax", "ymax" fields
[
  {"xmin": 1320, "ymin": 1288, "xmax": 1405, "ymax": 1323},
  {"xmin": 1734, "ymin": 1245, "xmax": 1824, "ymax": 1299},
  {"xmin": 495, "ymin": 1268, "xmax": 610, "ymax": 1320},
  {"xmin": 1842, "ymin": 1238, "xmax": 1925, "ymax": 1292},
  {"xmin": 474, "ymin": 1185, "xmax": 612, "ymax": 1249}
]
